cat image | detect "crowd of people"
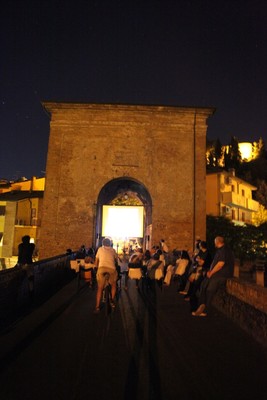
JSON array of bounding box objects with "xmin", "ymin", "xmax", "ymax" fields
[
  {"xmin": 14, "ymin": 232, "xmax": 234, "ymax": 316},
  {"xmin": 73, "ymin": 236, "xmax": 234, "ymax": 317}
]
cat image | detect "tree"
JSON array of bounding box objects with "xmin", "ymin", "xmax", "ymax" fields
[
  {"xmin": 255, "ymin": 180, "xmax": 267, "ymax": 208},
  {"xmin": 214, "ymin": 139, "xmax": 223, "ymax": 167},
  {"xmin": 229, "ymin": 136, "xmax": 242, "ymax": 170},
  {"xmin": 223, "ymin": 148, "xmax": 231, "ymax": 171},
  {"xmin": 223, "ymin": 136, "xmax": 242, "ymax": 171},
  {"xmin": 206, "ymin": 216, "xmax": 267, "ymax": 263},
  {"xmin": 207, "ymin": 152, "xmax": 214, "ymax": 168},
  {"xmin": 206, "ymin": 138, "xmax": 224, "ymax": 169},
  {"xmin": 252, "ymin": 203, "xmax": 267, "ymax": 226},
  {"xmin": 206, "ymin": 139, "xmax": 215, "ymax": 168},
  {"xmin": 254, "ymin": 137, "xmax": 266, "ymax": 159}
]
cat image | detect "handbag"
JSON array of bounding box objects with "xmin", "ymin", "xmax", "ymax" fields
[
  {"xmin": 155, "ymin": 268, "xmax": 163, "ymax": 280},
  {"xmin": 128, "ymin": 268, "xmax": 142, "ymax": 279},
  {"xmin": 147, "ymin": 261, "xmax": 162, "ymax": 280}
]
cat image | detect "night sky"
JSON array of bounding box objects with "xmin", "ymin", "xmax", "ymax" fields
[{"xmin": 1, "ymin": 0, "xmax": 267, "ymax": 181}]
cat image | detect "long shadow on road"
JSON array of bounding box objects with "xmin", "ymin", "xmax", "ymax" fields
[{"xmin": 0, "ymin": 278, "xmax": 267, "ymax": 400}]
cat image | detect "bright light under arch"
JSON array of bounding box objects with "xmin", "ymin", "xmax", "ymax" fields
[{"xmin": 102, "ymin": 205, "xmax": 144, "ymax": 238}]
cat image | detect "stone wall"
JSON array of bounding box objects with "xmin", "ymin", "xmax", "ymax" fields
[
  {"xmin": 213, "ymin": 279, "xmax": 267, "ymax": 347},
  {"xmin": 39, "ymin": 103, "xmax": 214, "ymax": 258}
]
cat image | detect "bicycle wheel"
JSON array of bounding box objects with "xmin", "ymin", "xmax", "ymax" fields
[{"xmin": 104, "ymin": 284, "xmax": 111, "ymax": 316}]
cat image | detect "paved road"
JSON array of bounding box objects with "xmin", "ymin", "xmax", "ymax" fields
[{"xmin": 0, "ymin": 277, "xmax": 267, "ymax": 400}]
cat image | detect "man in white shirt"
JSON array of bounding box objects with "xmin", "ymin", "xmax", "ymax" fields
[{"xmin": 94, "ymin": 237, "xmax": 118, "ymax": 314}]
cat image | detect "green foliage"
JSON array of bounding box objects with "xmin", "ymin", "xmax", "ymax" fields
[
  {"xmin": 206, "ymin": 137, "xmax": 267, "ymax": 184},
  {"xmin": 206, "ymin": 138, "xmax": 224, "ymax": 169},
  {"xmin": 224, "ymin": 136, "xmax": 242, "ymax": 171},
  {"xmin": 206, "ymin": 216, "xmax": 267, "ymax": 263},
  {"xmin": 214, "ymin": 139, "xmax": 223, "ymax": 165},
  {"xmin": 205, "ymin": 137, "xmax": 267, "ymax": 262},
  {"xmin": 257, "ymin": 137, "xmax": 266, "ymax": 159},
  {"xmin": 255, "ymin": 180, "xmax": 267, "ymax": 208},
  {"xmin": 207, "ymin": 139, "xmax": 223, "ymax": 168}
]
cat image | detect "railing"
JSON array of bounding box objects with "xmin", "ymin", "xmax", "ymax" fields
[
  {"xmin": 247, "ymin": 197, "xmax": 259, "ymax": 212},
  {"xmin": 0, "ymin": 253, "xmax": 76, "ymax": 329},
  {"xmin": 222, "ymin": 192, "xmax": 259, "ymax": 211}
]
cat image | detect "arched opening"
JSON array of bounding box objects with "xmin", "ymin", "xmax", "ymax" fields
[{"xmin": 95, "ymin": 177, "xmax": 152, "ymax": 253}]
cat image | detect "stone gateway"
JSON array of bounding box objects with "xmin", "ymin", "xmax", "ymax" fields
[{"xmin": 39, "ymin": 103, "xmax": 214, "ymax": 258}]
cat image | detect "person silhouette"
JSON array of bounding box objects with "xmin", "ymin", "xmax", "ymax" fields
[
  {"xmin": 18, "ymin": 235, "xmax": 35, "ymax": 265},
  {"xmin": 18, "ymin": 235, "xmax": 35, "ymax": 299}
]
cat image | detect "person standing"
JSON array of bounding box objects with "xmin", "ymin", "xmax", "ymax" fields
[
  {"xmin": 185, "ymin": 241, "xmax": 212, "ymax": 310},
  {"xmin": 94, "ymin": 237, "xmax": 118, "ymax": 314},
  {"xmin": 192, "ymin": 236, "xmax": 234, "ymax": 317},
  {"xmin": 18, "ymin": 235, "xmax": 36, "ymax": 298},
  {"xmin": 18, "ymin": 235, "xmax": 35, "ymax": 265},
  {"xmin": 160, "ymin": 239, "xmax": 169, "ymax": 254},
  {"xmin": 128, "ymin": 248, "xmax": 143, "ymax": 289},
  {"xmin": 118, "ymin": 250, "xmax": 129, "ymax": 290}
]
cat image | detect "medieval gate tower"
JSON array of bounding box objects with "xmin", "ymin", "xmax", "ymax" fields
[{"xmin": 39, "ymin": 103, "xmax": 214, "ymax": 258}]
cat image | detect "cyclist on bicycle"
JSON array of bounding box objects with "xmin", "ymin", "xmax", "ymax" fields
[{"xmin": 94, "ymin": 237, "xmax": 118, "ymax": 314}]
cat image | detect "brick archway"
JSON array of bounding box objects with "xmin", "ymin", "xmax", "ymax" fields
[
  {"xmin": 39, "ymin": 103, "xmax": 214, "ymax": 258},
  {"xmin": 95, "ymin": 177, "xmax": 152, "ymax": 249}
]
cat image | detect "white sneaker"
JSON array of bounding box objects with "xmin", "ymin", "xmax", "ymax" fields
[{"xmin": 192, "ymin": 304, "xmax": 206, "ymax": 316}]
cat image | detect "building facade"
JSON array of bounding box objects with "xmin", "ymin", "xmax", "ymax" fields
[
  {"xmin": 206, "ymin": 169, "xmax": 259, "ymax": 225},
  {"xmin": 39, "ymin": 103, "xmax": 214, "ymax": 258},
  {"xmin": 0, "ymin": 177, "xmax": 44, "ymax": 262}
]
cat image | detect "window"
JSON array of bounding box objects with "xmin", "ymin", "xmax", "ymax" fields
[
  {"xmin": 0, "ymin": 206, "xmax": 6, "ymax": 216},
  {"xmin": 241, "ymin": 189, "xmax": 245, "ymax": 197}
]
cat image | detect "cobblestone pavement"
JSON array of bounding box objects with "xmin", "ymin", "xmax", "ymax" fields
[{"xmin": 0, "ymin": 277, "xmax": 267, "ymax": 400}]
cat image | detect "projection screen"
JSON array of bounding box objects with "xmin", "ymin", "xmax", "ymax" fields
[{"xmin": 102, "ymin": 205, "xmax": 144, "ymax": 238}]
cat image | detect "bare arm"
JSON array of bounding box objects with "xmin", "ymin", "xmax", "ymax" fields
[{"xmin": 207, "ymin": 261, "xmax": 224, "ymax": 278}]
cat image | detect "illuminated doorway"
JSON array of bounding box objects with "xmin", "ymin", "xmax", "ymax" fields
[{"xmin": 95, "ymin": 177, "xmax": 152, "ymax": 253}]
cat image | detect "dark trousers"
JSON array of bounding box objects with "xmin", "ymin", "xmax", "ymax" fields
[
  {"xmin": 198, "ymin": 276, "xmax": 226, "ymax": 311},
  {"xmin": 188, "ymin": 276, "xmax": 204, "ymax": 311}
]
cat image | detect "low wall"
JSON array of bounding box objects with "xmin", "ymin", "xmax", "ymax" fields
[
  {"xmin": 0, "ymin": 254, "xmax": 75, "ymax": 330},
  {"xmin": 213, "ymin": 278, "xmax": 267, "ymax": 347}
]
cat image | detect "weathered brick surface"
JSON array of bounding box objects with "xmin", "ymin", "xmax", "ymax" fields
[{"xmin": 39, "ymin": 103, "xmax": 214, "ymax": 258}]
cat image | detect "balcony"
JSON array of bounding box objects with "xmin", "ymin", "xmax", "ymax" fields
[
  {"xmin": 222, "ymin": 192, "xmax": 259, "ymax": 212},
  {"xmin": 247, "ymin": 198, "xmax": 259, "ymax": 212}
]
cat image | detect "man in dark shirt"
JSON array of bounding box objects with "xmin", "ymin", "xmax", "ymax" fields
[
  {"xmin": 18, "ymin": 235, "xmax": 35, "ymax": 265},
  {"xmin": 18, "ymin": 235, "xmax": 36, "ymax": 298},
  {"xmin": 185, "ymin": 241, "xmax": 212, "ymax": 309},
  {"xmin": 192, "ymin": 236, "xmax": 234, "ymax": 317},
  {"xmin": 197, "ymin": 241, "xmax": 212, "ymax": 274}
]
